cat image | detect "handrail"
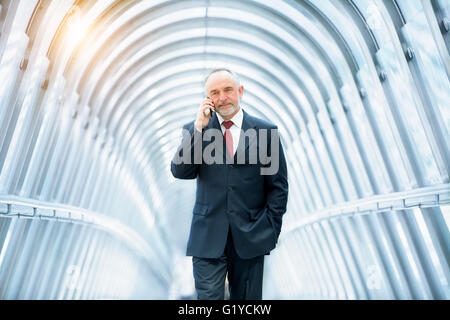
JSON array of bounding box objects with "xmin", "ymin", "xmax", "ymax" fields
[
  {"xmin": 0, "ymin": 194, "xmax": 171, "ymax": 285},
  {"xmin": 282, "ymin": 183, "xmax": 450, "ymax": 236}
]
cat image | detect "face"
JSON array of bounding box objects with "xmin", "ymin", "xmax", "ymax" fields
[{"xmin": 205, "ymin": 71, "xmax": 243, "ymax": 119}]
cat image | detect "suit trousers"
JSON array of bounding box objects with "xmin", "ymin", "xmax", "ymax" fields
[{"xmin": 192, "ymin": 227, "xmax": 265, "ymax": 300}]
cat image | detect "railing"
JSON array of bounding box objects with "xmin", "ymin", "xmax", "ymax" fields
[
  {"xmin": 0, "ymin": 194, "xmax": 170, "ymax": 284},
  {"xmin": 283, "ymin": 183, "xmax": 450, "ymax": 235}
]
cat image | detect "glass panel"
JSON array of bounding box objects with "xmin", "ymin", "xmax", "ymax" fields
[
  {"xmin": 300, "ymin": 227, "xmax": 329, "ymax": 297},
  {"xmin": 400, "ymin": 21, "xmax": 450, "ymax": 176},
  {"xmin": 412, "ymin": 207, "xmax": 450, "ymax": 298},
  {"xmin": 307, "ymin": 119, "xmax": 344, "ymax": 203},
  {"xmin": 332, "ymin": 98, "xmax": 373, "ymax": 197},
  {"xmin": 3, "ymin": 57, "xmax": 50, "ymax": 195},
  {"xmin": 441, "ymin": 205, "xmax": 450, "ymax": 233},
  {"xmin": 301, "ymin": 131, "xmax": 333, "ymax": 206},
  {"xmin": 317, "ymin": 108, "xmax": 358, "ymax": 201},
  {"xmin": 376, "ymin": 47, "xmax": 441, "ymax": 185},
  {"xmin": 332, "ymin": 218, "xmax": 368, "ymax": 299},
  {"xmin": 368, "ymin": 213, "xmax": 413, "ymax": 298},
  {"xmin": 4, "ymin": 220, "xmax": 42, "ymax": 298},
  {"xmin": 293, "ymin": 138, "xmax": 323, "ymax": 211},
  {"xmin": 356, "ymin": 68, "xmax": 414, "ymax": 190},
  {"xmin": 0, "ymin": 32, "xmax": 29, "ymax": 163},
  {"xmin": 383, "ymin": 210, "xmax": 435, "ymax": 299},
  {"xmin": 340, "ymin": 84, "xmax": 391, "ymax": 194},
  {"xmin": 320, "ymin": 220, "xmax": 355, "ymax": 298}
]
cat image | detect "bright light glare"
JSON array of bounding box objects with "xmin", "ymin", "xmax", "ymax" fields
[{"xmin": 66, "ymin": 7, "xmax": 89, "ymax": 49}]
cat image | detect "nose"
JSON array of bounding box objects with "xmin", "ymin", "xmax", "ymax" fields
[{"xmin": 219, "ymin": 92, "xmax": 227, "ymax": 101}]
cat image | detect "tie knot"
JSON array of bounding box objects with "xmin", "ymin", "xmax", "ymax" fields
[{"xmin": 222, "ymin": 120, "xmax": 233, "ymax": 129}]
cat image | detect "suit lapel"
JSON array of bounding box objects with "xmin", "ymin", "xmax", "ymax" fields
[
  {"xmin": 234, "ymin": 109, "xmax": 257, "ymax": 163},
  {"xmin": 206, "ymin": 111, "xmax": 222, "ymax": 131}
]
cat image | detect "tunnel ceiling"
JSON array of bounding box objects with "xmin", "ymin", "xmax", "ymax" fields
[{"xmin": 46, "ymin": 0, "xmax": 373, "ymax": 181}]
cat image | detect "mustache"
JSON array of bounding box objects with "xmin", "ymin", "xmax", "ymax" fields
[{"xmin": 215, "ymin": 100, "xmax": 233, "ymax": 107}]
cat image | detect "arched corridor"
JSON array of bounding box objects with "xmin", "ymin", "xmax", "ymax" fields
[{"xmin": 0, "ymin": 0, "xmax": 449, "ymax": 299}]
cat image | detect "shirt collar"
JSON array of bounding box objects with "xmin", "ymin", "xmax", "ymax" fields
[{"xmin": 216, "ymin": 106, "xmax": 243, "ymax": 129}]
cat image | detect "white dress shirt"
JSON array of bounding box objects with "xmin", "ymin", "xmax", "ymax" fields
[
  {"xmin": 216, "ymin": 107, "xmax": 243, "ymax": 156},
  {"xmin": 195, "ymin": 107, "xmax": 243, "ymax": 156}
]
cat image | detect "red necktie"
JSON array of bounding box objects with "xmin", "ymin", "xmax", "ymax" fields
[{"xmin": 222, "ymin": 120, "xmax": 234, "ymax": 159}]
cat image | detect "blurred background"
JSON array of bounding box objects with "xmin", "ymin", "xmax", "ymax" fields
[{"xmin": 0, "ymin": 0, "xmax": 448, "ymax": 299}]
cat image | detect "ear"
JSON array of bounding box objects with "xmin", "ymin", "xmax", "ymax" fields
[{"xmin": 238, "ymin": 85, "xmax": 244, "ymax": 98}]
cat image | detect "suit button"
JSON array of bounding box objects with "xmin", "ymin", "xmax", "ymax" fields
[{"xmin": 228, "ymin": 187, "xmax": 233, "ymax": 192}]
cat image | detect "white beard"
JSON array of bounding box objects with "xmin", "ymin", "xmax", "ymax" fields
[{"xmin": 217, "ymin": 98, "xmax": 240, "ymax": 117}]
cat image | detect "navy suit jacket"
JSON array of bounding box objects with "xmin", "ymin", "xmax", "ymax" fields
[{"xmin": 170, "ymin": 109, "xmax": 288, "ymax": 259}]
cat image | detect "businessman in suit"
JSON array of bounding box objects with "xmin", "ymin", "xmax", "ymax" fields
[{"xmin": 170, "ymin": 69, "xmax": 288, "ymax": 300}]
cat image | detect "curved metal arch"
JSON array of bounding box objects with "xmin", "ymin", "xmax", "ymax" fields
[
  {"xmin": 243, "ymin": 0, "xmax": 356, "ymax": 93},
  {"xmin": 102, "ymin": 55, "xmax": 299, "ymax": 147},
  {"xmin": 112, "ymin": 74, "xmax": 202, "ymax": 148},
  {"xmin": 104, "ymin": 74, "xmax": 327, "ymax": 185},
  {"xmin": 96, "ymin": 36, "xmax": 306, "ymax": 141},
  {"xmin": 79, "ymin": 20, "xmax": 207, "ymax": 107},
  {"xmin": 109, "ymin": 58, "xmax": 304, "ymax": 165},
  {"xmin": 346, "ymin": 0, "xmax": 380, "ymax": 52},
  {"xmin": 101, "ymin": 69, "xmax": 334, "ymax": 168},
  {"xmin": 81, "ymin": 5, "xmax": 342, "ymax": 107},
  {"xmin": 242, "ymin": 0, "xmax": 358, "ymax": 86},
  {"xmin": 111, "ymin": 64, "xmax": 303, "ymax": 156},
  {"xmin": 89, "ymin": 15, "xmax": 342, "ymax": 129},
  {"xmin": 304, "ymin": 0, "xmax": 360, "ymax": 75},
  {"xmin": 87, "ymin": 18, "xmax": 209, "ymax": 109},
  {"xmin": 84, "ymin": 20, "xmax": 314, "ymax": 126},
  {"xmin": 64, "ymin": 0, "xmax": 356, "ymax": 135},
  {"xmin": 59, "ymin": 0, "xmax": 137, "ymax": 81},
  {"xmin": 65, "ymin": 1, "xmax": 209, "ymax": 99}
]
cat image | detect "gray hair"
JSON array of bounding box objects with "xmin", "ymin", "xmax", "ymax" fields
[{"xmin": 204, "ymin": 68, "xmax": 241, "ymax": 88}]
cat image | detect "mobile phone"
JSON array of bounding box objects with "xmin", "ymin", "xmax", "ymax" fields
[{"xmin": 203, "ymin": 96, "xmax": 215, "ymax": 116}]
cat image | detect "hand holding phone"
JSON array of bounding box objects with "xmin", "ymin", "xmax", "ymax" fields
[
  {"xmin": 203, "ymin": 96, "xmax": 215, "ymax": 116},
  {"xmin": 195, "ymin": 96, "xmax": 215, "ymax": 131}
]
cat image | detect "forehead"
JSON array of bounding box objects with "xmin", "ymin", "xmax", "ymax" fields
[{"xmin": 205, "ymin": 71, "xmax": 236, "ymax": 91}]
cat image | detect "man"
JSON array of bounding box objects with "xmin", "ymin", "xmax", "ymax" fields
[{"xmin": 170, "ymin": 69, "xmax": 288, "ymax": 300}]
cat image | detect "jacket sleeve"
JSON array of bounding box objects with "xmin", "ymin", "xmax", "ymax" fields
[
  {"xmin": 263, "ymin": 127, "xmax": 289, "ymax": 239},
  {"xmin": 170, "ymin": 122, "xmax": 202, "ymax": 179}
]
